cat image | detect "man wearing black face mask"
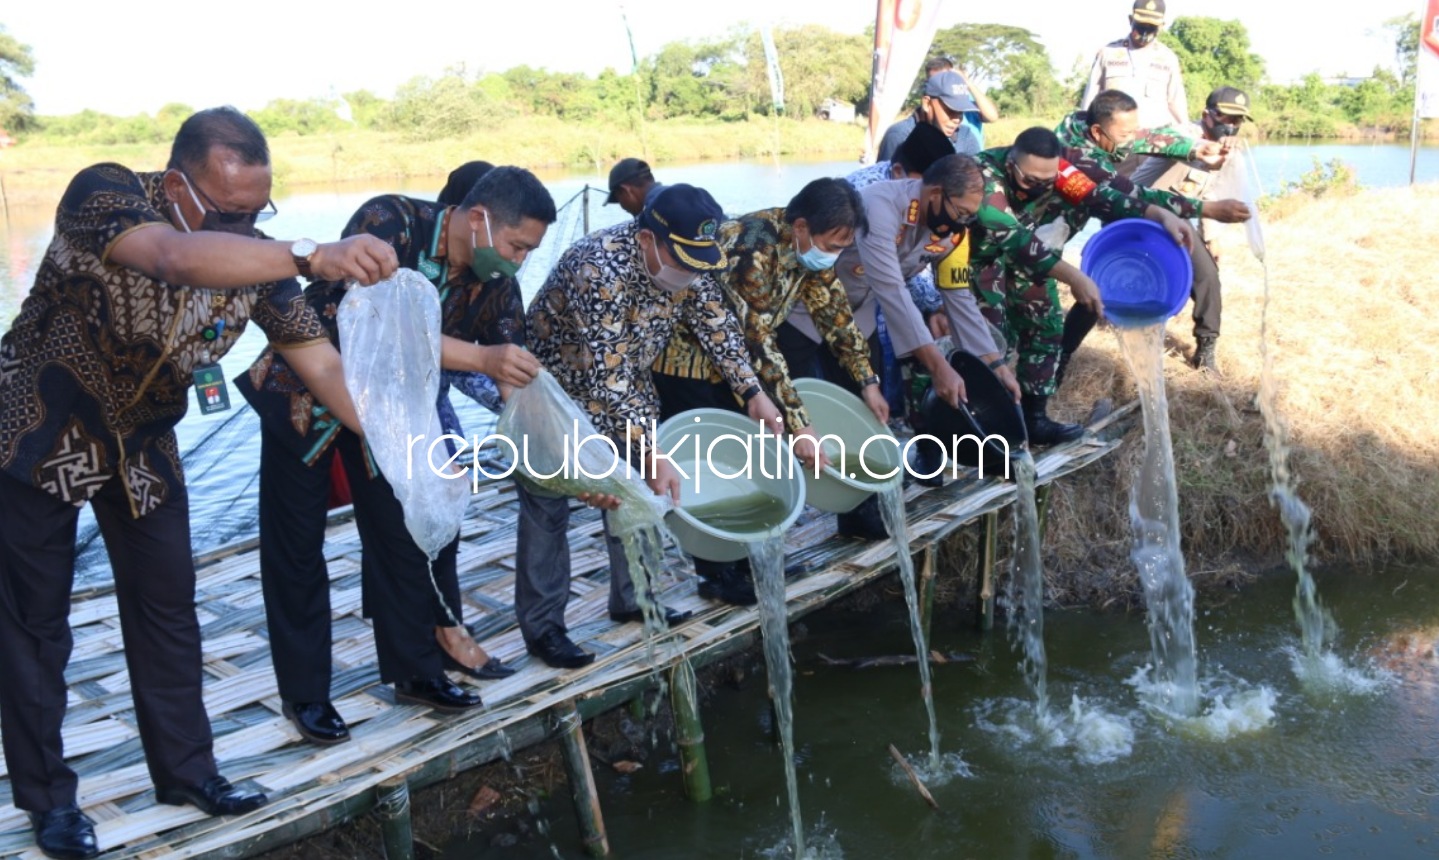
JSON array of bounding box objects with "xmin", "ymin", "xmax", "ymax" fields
[
  {"xmin": 1124, "ymin": 86, "xmax": 1255, "ymax": 372},
  {"xmin": 0, "ymin": 107, "xmax": 398, "ymax": 859},
  {"xmin": 1080, "ymin": 0, "xmax": 1189, "ymax": 131},
  {"xmin": 237, "ymin": 168, "xmax": 556, "ymax": 738}
]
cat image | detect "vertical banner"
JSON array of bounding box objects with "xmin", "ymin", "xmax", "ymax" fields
[
  {"xmin": 760, "ymin": 26, "xmax": 786, "ymax": 114},
  {"xmin": 864, "ymin": 0, "xmax": 945, "ymax": 163},
  {"xmin": 1420, "ymin": 0, "xmax": 1439, "ymax": 117}
]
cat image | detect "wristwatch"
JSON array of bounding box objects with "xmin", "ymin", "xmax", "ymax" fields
[
  {"xmin": 290, "ymin": 238, "xmax": 319, "ymax": 279},
  {"xmin": 861, "ymin": 374, "xmax": 881, "ymax": 388}
]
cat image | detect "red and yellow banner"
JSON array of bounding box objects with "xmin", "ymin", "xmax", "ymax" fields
[{"xmin": 865, "ymin": 0, "xmax": 945, "ymax": 162}]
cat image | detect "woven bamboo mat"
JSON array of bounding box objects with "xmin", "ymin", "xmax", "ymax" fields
[{"xmin": 0, "ymin": 431, "xmax": 1122, "ymax": 859}]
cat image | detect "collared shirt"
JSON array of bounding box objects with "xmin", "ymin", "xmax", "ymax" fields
[
  {"xmin": 654, "ymin": 209, "xmax": 875, "ymax": 434},
  {"xmin": 844, "ymin": 162, "xmax": 942, "ymax": 315},
  {"xmin": 0, "ymin": 164, "xmax": 329, "ymax": 518},
  {"xmin": 969, "ymin": 147, "xmax": 1150, "ymax": 278},
  {"xmin": 1053, "ymin": 111, "xmax": 1202, "ymax": 220},
  {"xmin": 528, "ymin": 220, "xmax": 759, "ymax": 458},
  {"xmin": 237, "ymin": 195, "xmax": 525, "ymax": 466},
  {"xmin": 787, "ymin": 178, "xmax": 995, "ymax": 361},
  {"xmin": 876, "ymin": 111, "xmax": 984, "ymax": 160},
  {"xmin": 1081, "ymin": 37, "xmax": 1189, "ymax": 130}
]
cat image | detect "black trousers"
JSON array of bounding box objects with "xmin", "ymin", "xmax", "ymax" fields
[
  {"xmin": 258, "ymin": 424, "xmax": 457, "ymax": 702},
  {"xmin": 0, "ymin": 470, "xmax": 218, "ymax": 812},
  {"xmin": 1063, "ymin": 237, "xmax": 1223, "ymax": 354},
  {"xmin": 774, "ymin": 321, "xmax": 885, "ymax": 398}
]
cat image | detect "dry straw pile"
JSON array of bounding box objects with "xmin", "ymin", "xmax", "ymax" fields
[{"xmin": 1043, "ymin": 183, "xmax": 1439, "ymax": 605}]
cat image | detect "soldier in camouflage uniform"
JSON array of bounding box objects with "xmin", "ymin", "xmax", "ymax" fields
[
  {"xmin": 968, "ymin": 127, "xmax": 1196, "ymax": 444},
  {"xmin": 1053, "ymin": 89, "xmax": 1253, "ymax": 383}
]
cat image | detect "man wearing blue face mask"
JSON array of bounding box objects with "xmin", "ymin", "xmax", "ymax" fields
[
  {"xmin": 238, "ymin": 167, "xmax": 555, "ymax": 741},
  {"xmin": 521, "ymin": 184, "xmax": 783, "ymax": 649},
  {"xmin": 0, "ymin": 106, "xmax": 398, "ymax": 859},
  {"xmin": 651, "ymin": 178, "xmax": 882, "ymax": 603},
  {"xmin": 1080, "ymin": 0, "xmax": 1189, "ymax": 131}
]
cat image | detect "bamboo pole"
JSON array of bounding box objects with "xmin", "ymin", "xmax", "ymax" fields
[
  {"xmin": 669, "ymin": 660, "xmax": 713, "ymax": 802},
  {"xmin": 555, "ymin": 699, "xmax": 610, "ymax": 858},
  {"xmin": 373, "ymin": 775, "xmax": 414, "ymax": 860},
  {"xmin": 1036, "ymin": 484, "xmax": 1054, "ymax": 540},
  {"xmin": 978, "ymin": 511, "xmax": 998, "ymax": 631},
  {"xmin": 919, "ymin": 545, "xmax": 937, "ymax": 644}
]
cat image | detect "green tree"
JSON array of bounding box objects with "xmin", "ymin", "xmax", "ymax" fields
[
  {"xmin": 0, "ymin": 24, "xmax": 36, "ymax": 131},
  {"xmin": 737, "ymin": 25, "xmax": 870, "ymax": 119},
  {"xmin": 929, "ymin": 24, "xmax": 1065, "ymax": 118},
  {"xmin": 1384, "ymin": 13, "xmax": 1419, "ymax": 86},
  {"xmin": 252, "ymin": 98, "xmax": 346, "ymax": 136},
  {"xmin": 1159, "ymin": 16, "xmax": 1265, "ymax": 116}
]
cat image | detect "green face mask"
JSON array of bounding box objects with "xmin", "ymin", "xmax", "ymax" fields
[{"xmin": 471, "ymin": 209, "xmax": 520, "ymax": 280}]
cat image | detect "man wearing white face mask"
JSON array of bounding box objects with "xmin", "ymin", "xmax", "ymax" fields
[
  {"xmin": 651, "ymin": 178, "xmax": 882, "ymax": 604},
  {"xmin": 0, "ymin": 107, "xmax": 397, "ymax": 859},
  {"xmin": 521, "ymin": 184, "xmax": 784, "ymax": 662}
]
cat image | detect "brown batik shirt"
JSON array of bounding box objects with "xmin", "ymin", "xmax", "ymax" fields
[{"xmin": 0, "ymin": 163, "xmax": 329, "ymax": 518}]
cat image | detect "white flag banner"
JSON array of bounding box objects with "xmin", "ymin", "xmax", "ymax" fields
[
  {"xmin": 864, "ymin": 0, "xmax": 945, "ymax": 163},
  {"xmin": 1420, "ymin": 0, "xmax": 1439, "ymax": 118}
]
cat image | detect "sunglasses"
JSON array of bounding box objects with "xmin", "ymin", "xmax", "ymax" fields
[{"xmin": 182, "ymin": 171, "xmax": 278, "ymax": 227}]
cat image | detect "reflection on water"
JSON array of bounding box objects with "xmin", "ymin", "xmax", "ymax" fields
[{"xmin": 445, "ymin": 563, "xmax": 1438, "ymax": 859}]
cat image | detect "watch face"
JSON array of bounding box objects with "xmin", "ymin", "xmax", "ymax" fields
[{"xmin": 292, "ymin": 238, "xmax": 318, "ymax": 257}]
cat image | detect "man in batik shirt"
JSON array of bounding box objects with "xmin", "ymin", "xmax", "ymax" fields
[
  {"xmin": 522, "ymin": 184, "xmax": 783, "ymax": 665},
  {"xmin": 0, "ymin": 107, "xmax": 395, "ymax": 859}
]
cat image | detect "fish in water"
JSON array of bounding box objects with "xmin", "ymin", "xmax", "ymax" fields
[{"xmin": 816, "ymin": 651, "xmax": 973, "ymax": 670}]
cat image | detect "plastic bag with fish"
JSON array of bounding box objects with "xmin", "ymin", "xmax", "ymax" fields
[
  {"xmin": 497, "ymin": 369, "xmax": 672, "ymax": 536},
  {"xmin": 1208, "ymin": 140, "xmax": 1266, "ymax": 262},
  {"xmin": 338, "ymin": 268, "xmax": 468, "ymax": 560}
]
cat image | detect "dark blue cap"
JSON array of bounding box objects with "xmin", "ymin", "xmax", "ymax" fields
[{"xmin": 638, "ymin": 183, "xmax": 727, "ymax": 272}]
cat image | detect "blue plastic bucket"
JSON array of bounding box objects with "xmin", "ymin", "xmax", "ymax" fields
[{"xmin": 1080, "ymin": 219, "xmax": 1193, "ymax": 328}]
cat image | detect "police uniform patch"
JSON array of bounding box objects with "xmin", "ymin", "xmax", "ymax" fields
[{"xmin": 906, "ymin": 200, "xmax": 919, "ymax": 225}]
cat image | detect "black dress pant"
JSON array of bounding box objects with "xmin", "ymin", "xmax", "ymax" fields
[
  {"xmin": 774, "ymin": 321, "xmax": 884, "ymax": 398},
  {"xmin": 258, "ymin": 424, "xmax": 456, "ymax": 702},
  {"xmin": 0, "ymin": 470, "xmax": 217, "ymax": 812}
]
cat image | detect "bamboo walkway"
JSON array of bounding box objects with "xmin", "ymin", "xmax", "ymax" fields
[{"xmin": 0, "ymin": 411, "xmax": 1130, "ymax": 859}]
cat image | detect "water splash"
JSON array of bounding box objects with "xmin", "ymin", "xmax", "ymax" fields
[
  {"xmin": 1114, "ymin": 324, "xmax": 1199, "ymax": 715},
  {"xmin": 757, "ymin": 818, "xmax": 846, "ymax": 859},
  {"xmin": 1124, "ymin": 666, "xmax": 1277, "ymax": 739},
  {"xmin": 1003, "ymin": 452, "xmax": 1049, "ymax": 715},
  {"xmin": 750, "ymin": 535, "xmax": 806, "ymax": 859},
  {"xmin": 974, "ymin": 695, "xmax": 1135, "ymax": 765},
  {"xmin": 887, "ymin": 750, "xmax": 974, "ymax": 787},
  {"xmin": 874, "ymin": 485, "xmax": 942, "ymax": 770},
  {"xmin": 1287, "ymin": 646, "xmax": 1393, "ymax": 696},
  {"xmin": 1256, "ymin": 262, "xmax": 1337, "ymax": 663}
]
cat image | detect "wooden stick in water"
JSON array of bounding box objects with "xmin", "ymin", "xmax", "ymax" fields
[{"xmin": 887, "ymin": 743, "xmax": 939, "ymax": 810}]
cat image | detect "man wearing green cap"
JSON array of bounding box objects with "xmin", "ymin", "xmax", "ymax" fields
[
  {"xmin": 1081, "ymin": 0, "xmax": 1189, "ymax": 130},
  {"xmin": 520, "ymin": 183, "xmax": 784, "ymax": 667}
]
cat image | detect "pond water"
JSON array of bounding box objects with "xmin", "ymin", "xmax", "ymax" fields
[
  {"xmin": 447, "ymin": 562, "xmax": 1439, "ymax": 859},
  {"xmin": 0, "ymin": 144, "xmax": 1433, "ymax": 582}
]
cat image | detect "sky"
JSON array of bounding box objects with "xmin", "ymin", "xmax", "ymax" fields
[{"xmin": 4, "ymin": 0, "xmax": 1423, "ymax": 117}]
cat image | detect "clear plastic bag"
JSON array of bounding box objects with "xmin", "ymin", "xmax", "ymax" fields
[
  {"xmin": 496, "ymin": 369, "xmax": 671, "ymax": 536},
  {"xmin": 338, "ymin": 268, "xmax": 469, "ymax": 560},
  {"xmin": 1208, "ymin": 140, "xmax": 1266, "ymax": 262}
]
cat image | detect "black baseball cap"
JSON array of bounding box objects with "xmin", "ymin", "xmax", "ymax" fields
[
  {"xmin": 605, "ymin": 157, "xmax": 653, "ymax": 204},
  {"xmin": 1131, "ymin": 0, "xmax": 1165, "ymax": 25},
  {"xmin": 638, "ymin": 184, "xmax": 727, "ymax": 272},
  {"xmin": 1206, "ymin": 86, "xmax": 1252, "ymax": 118}
]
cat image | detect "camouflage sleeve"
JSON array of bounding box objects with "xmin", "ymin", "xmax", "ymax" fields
[
  {"xmin": 1102, "ymin": 171, "xmax": 1202, "ymax": 219},
  {"xmin": 1131, "ymin": 126, "xmax": 1198, "ymax": 159},
  {"xmin": 974, "ymin": 185, "xmax": 1062, "ymax": 279}
]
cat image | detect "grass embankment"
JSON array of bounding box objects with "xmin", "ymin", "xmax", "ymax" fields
[
  {"xmin": 0, "ymin": 117, "xmax": 867, "ymax": 208},
  {"xmin": 1040, "ymin": 183, "xmax": 1439, "ymax": 605}
]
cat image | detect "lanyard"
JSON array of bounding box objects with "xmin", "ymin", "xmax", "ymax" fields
[{"xmin": 416, "ymin": 206, "xmax": 453, "ymax": 303}]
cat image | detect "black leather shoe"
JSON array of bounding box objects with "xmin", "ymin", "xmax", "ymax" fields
[
  {"xmin": 836, "ymin": 495, "xmax": 890, "ymax": 541},
  {"xmin": 394, "ymin": 676, "xmax": 483, "ymax": 713},
  {"xmin": 442, "ymin": 653, "xmax": 519, "ymax": 680},
  {"xmin": 282, "ymin": 700, "xmax": 350, "ymax": 746},
  {"xmin": 526, "ymin": 630, "xmax": 596, "ymax": 669},
  {"xmin": 156, "ymin": 775, "xmax": 267, "ymax": 816},
  {"xmin": 696, "ymin": 565, "xmax": 759, "ymax": 607},
  {"xmin": 30, "ymin": 804, "xmax": 98, "ymax": 860},
  {"xmin": 609, "ymin": 604, "xmax": 694, "ymax": 627}
]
